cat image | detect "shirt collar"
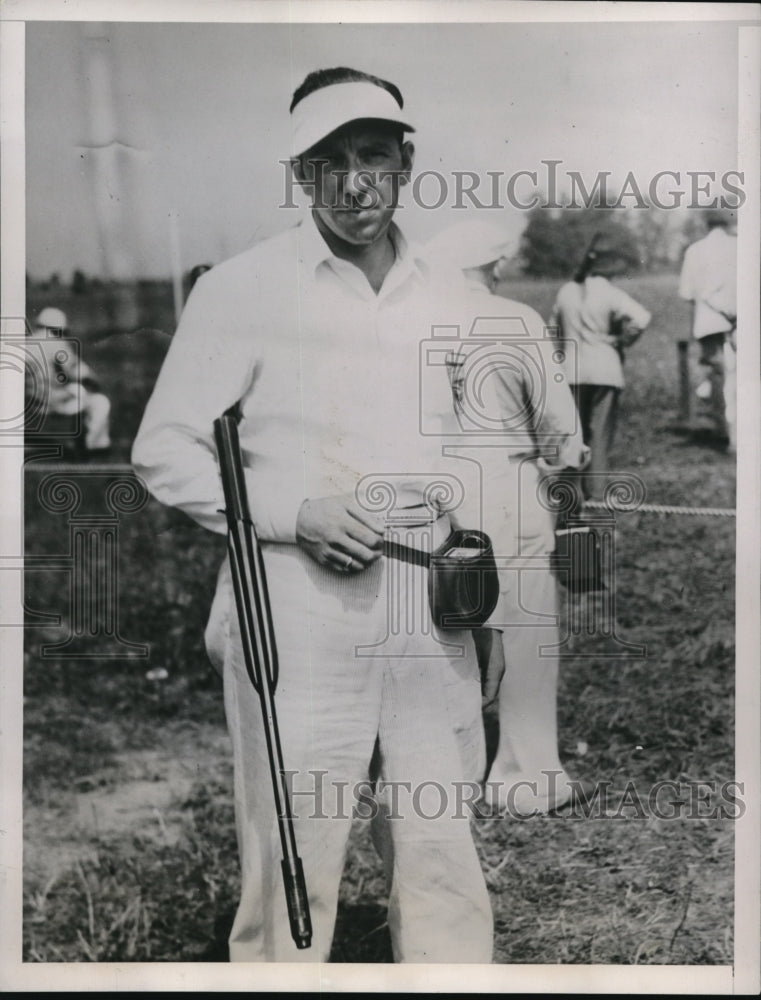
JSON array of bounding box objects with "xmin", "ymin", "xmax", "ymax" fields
[{"xmin": 296, "ymin": 210, "xmax": 429, "ymax": 291}]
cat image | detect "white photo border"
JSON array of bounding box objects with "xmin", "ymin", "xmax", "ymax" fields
[{"xmin": 1, "ymin": 1, "xmax": 759, "ymax": 993}]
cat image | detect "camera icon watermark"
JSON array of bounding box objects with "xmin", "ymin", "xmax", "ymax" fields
[
  {"xmin": 419, "ymin": 315, "xmax": 579, "ymax": 442},
  {"xmin": 0, "ymin": 315, "xmax": 85, "ymax": 447}
]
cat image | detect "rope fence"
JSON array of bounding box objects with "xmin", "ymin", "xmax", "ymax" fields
[
  {"xmin": 22, "ymin": 465, "xmax": 736, "ymax": 518},
  {"xmin": 24, "ymin": 462, "xmax": 135, "ymax": 474},
  {"xmin": 583, "ymin": 499, "xmax": 735, "ymax": 518}
]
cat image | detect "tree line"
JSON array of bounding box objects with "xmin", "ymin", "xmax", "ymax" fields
[
  {"xmin": 30, "ymin": 205, "xmax": 710, "ymax": 290},
  {"xmin": 518, "ymin": 205, "xmax": 707, "ymax": 278}
]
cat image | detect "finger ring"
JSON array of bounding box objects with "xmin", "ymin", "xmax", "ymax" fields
[{"xmin": 343, "ymin": 555, "xmax": 353, "ymax": 570}]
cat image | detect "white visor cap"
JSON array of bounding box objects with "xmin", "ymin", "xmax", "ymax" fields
[
  {"xmin": 36, "ymin": 306, "xmax": 68, "ymax": 329},
  {"xmin": 427, "ymin": 221, "xmax": 515, "ymax": 271},
  {"xmin": 291, "ymin": 80, "xmax": 415, "ymax": 158}
]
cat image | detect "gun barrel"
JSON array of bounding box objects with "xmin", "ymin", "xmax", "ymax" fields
[
  {"xmin": 214, "ymin": 410, "xmax": 312, "ymax": 951},
  {"xmin": 215, "ymin": 412, "xmax": 253, "ymax": 523}
]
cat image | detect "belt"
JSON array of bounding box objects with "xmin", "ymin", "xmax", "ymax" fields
[{"xmin": 383, "ymin": 537, "xmax": 434, "ymax": 568}]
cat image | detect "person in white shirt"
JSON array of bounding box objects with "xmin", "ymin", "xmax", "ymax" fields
[
  {"xmin": 678, "ymin": 207, "xmax": 737, "ymax": 446},
  {"xmin": 705, "ymin": 281, "xmax": 738, "ymax": 456},
  {"xmin": 133, "ymin": 68, "xmax": 498, "ymax": 964},
  {"xmin": 428, "ymin": 221, "xmax": 590, "ymax": 815},
  {"xmin": 27, "ymin": 307, "xmax": 112, "ymax": 456},
  {"xmin": 549, "ymin": 235, "xmax": 652, "ymax": 500}
]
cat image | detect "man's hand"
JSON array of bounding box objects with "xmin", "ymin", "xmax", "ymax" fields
[
  {"xmin": 539, "ymin": 443, "xmax": 591, "ymax": 473},
  {"xmin": 296, "ymin": 495, "xmax": 385, "ymax": 573},
  {"xmin": 617, "ymin": 322, "xmax": 645, "ymax": 350},
  {"xmin": 566, "ymin": 443, "xmax": 591, "ymax": 470},
  {"xmin": 472, "ymin": 627, "xmax": 506, "ymax": 707}
]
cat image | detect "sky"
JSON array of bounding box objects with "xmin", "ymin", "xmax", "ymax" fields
[{"xmin": 23, "ymin": 16, "xmax": 741, "ymax": 280}]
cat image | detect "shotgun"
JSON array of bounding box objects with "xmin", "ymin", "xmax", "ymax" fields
[{"xmin": 214, "ymin": 408, "xmax": 312, "ymax": 950}]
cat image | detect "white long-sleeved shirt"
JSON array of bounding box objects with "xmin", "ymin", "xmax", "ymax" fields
[
  {"xmin": 132, "ymin": 214, "xmax": 489, "ymax": 543},
  {"xmin": 549, "ymin": 276, "xmax": 652, "ymax": 389},
  {"xmin": 679, "ymin": 227, "xmax": 737, "ymax": 338}
]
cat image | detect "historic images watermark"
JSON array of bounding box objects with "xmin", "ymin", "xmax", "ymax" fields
[
  {"xmin": 2, "ymin": 317, "xmax": 149, "ymax": 658},
  {"xmin": 281, "ymin": 768, "xmax": 746, "ymax": 822},
  {"xmin": 280, "ymin": 158, "xmax": 747, "ymax": 211}
]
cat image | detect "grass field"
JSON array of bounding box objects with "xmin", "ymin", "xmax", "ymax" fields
[{"xmin": 22, "ymin": 273, "xmax": 736, "ymax": 966}]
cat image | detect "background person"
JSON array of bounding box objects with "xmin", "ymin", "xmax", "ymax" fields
[
  {"xmin": 27, "ymin": 306, "xmax": 112, "ymax": 457},
  {"xmin": 678, "ymin": 207, "xmax": 737, "ymax": 448},
  {"xmin": 188, "ymin": 263, "xmax": 213, "ymax": 294},
  {"xmin": 133, "ymin": 68, "xmax": 498, "ymax": 964},
  {"xmin": 705, "ymin": 283, "xmax": 738, "ymax": 456},
  {"xmin": 549, "ymin": 234, "xmax": 651, "ymax": 500},
  {"xmin": 428, "ymin": 221, "xmax": 591, "ymax": 815}
]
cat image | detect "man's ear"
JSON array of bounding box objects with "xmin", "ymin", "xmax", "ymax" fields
[
  {"xmin": 399, "ymin": 140, "xmax": 415, "ymax": 186},
  {"xmin": 291, "ymin": 157, "xmax": 308, "ymax": 188}
]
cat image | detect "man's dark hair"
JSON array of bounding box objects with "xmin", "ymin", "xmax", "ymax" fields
[
  {"xmin": 705, "ymin": 207, "xmax": 736, "ymax": 230},
  {"xmin": 574, "ymin": 230, "xmax": 638, "ymax": 282},
  {"xmin": 290, "ymin": 67, "xmax": 404, "ymax": 113}
]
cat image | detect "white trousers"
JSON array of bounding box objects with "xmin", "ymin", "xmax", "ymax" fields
[
  {"xmin": 724, "ymin": 337, "xmax": 737, "ymax": 452},
  {"xmin": 486, "ymin": 459, "xmax": 571, "ymax": 811},
  {"xmin": 82, "ymin": 392, "xmax": 111, "ymax": 450},
  {"xmin": 46, "ymin": 387, "xmax": 111, "ymax": 451},
  {"xmin": 206, "ymin": 521, "xmax": 493, "ymax": 963}
]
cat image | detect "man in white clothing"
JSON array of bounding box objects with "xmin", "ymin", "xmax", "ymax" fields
[
  {"xmin": 133, "ymin": 68, "xmax": 498, "ymax": 963},
  {"xmin": 428, "ymin": 221, "xmax": 590, "ymax": 815},
  {"xmin": 550, "ymin": 236, "xmax": 651, "ymax": 499},
  {"xmin": 678, "ymin": 207, "xmax": 737, "ymax": 444},
  {"xmin": 27, "ymin": 307, "xmax": 112, "ymax": 456}
]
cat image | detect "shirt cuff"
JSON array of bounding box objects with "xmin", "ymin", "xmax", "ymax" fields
[{"xmin": 245, "ymin": 469, "xmax": 304, "ymax": 544}]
